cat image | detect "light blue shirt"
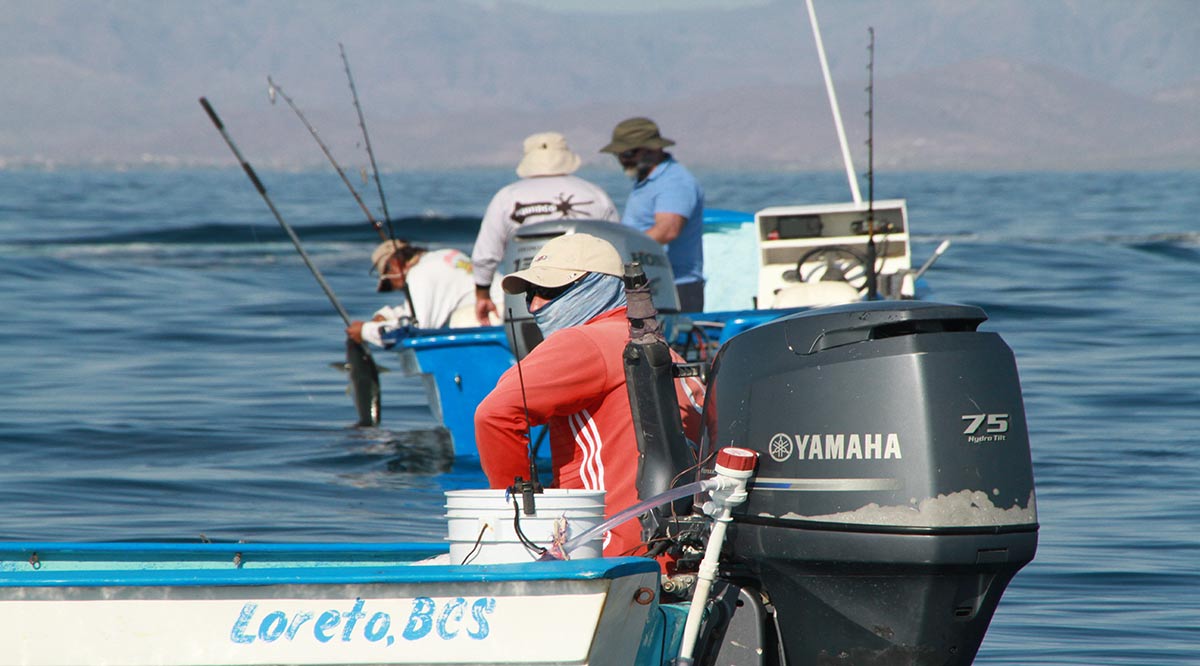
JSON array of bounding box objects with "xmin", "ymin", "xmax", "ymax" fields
[{"xmin": 620, "ymin": 157, "xmax": 705, "ymax": 285}]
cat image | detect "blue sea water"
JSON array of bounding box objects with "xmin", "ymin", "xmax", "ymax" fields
[{"xmin": 1, "ymin": 167, "xmax": 1199, "ymax": 664}]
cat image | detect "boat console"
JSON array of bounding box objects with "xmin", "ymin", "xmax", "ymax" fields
[{"xmin": 755, "ymin": 199, "xmax": 914, "ymax": 307}]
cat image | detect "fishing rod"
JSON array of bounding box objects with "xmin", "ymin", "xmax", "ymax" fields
[
  {"xmin": 339, "ymin": 43, "xmax": 395, "ymax": 241},
  {"xmin": 863, "ymin": 27, "xmax": 879, "ymax": 300},
  {"xmin": 201, "ymin": 96, "xmax": 353, "ymax": 325},
  {"xmin": 268, "ymin": 74, "xmax": 421, "ymax": 326},
  {"xmin": 199, "ymin": 96, "xmax": 381, "ymax": 426},
  {"xmin": 266, "ymin": 76, "xmax": 389, "ymax": 243}
]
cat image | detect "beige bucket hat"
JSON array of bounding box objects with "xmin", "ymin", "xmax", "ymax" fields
[
  {"xmin": 516, "ymin": 132, "xmax": 583, "ymax": 178},
  {"xmin": 501, "ymin": 233, "xmax": 624, "ymax": 294}
]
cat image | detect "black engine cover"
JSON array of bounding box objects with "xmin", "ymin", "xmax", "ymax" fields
[{"xmin": 700, "ymin": 301, "xmax": 1038, "ymax": 665}]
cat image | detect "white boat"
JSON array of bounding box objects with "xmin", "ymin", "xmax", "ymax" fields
[
  {"xmin": 0, "ymin": 542, "xmax": 661, "ymax": 665},
  {"xmin": 0, "ymin": 293, "xmax": 1039, "ymax": 665}
]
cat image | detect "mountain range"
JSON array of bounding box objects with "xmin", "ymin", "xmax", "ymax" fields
[{"xmin": 2, "ymin": 0, "xmax": 1197, "ymax": 170}]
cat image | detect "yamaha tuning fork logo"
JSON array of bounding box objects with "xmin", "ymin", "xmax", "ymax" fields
[
  {"xmin": 768, "ymin": 433, "xmax": 794, "ymax": 462},
  {"xmin": 766, "ymin": 432, "xmax": 903, "ymax": 462}
]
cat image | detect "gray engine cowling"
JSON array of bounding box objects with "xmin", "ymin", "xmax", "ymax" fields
[
  {"xmin": 499, "ymin": 219, "xmax": 679, "ymax": 359},
  {"xmin": 699, "ymin": 301, "xmax": 1038, "ymax": 665}
]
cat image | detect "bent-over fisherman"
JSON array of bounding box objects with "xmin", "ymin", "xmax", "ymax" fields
[{"xmin": 347, "ymin": 240, "xmax": 503, "ymax": 347}]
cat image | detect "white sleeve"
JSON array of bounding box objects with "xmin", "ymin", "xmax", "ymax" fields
[
  {"xmin": 596, "ymin": 187, "xmax": 620, "ymax": 222},
  {"xmin": 472, "ymin": 188, "xmax": 513, "ymax": 288},
  {"xmin": 360, "ymin": 320, "xmax": 387, "ymax": 348}
]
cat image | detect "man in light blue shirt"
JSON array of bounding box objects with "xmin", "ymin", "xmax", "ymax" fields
[{"xmin": 601, "ymin": 117, "xmax": 706, "ymax": 312}]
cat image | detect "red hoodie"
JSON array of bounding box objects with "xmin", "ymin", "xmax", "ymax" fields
[{"xmin": 475, "ymin": 306, "xmax": 704, "ymax": 558}]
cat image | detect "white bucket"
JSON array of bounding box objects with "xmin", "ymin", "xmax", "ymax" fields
[{"xmin": 445, "ymin": 488, "xmax": 607, "ymax": 565}]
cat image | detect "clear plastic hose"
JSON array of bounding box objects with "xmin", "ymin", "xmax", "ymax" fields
[{"xmin": 551, "ymin": 479, "xmax": 716, "ymax": 559}]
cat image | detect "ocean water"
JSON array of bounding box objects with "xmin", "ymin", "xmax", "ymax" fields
[{"xmin": 1, "ymin": 167, "xmax": 1198, "ymax": 664}]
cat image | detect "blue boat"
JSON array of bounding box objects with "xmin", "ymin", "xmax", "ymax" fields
[{"xmin": 384, "ymin": 198, "xmax": 937, "ymax": 459}]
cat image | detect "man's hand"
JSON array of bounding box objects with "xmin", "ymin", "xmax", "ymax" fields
[
  {"xmin": 476, "ymin": 296, "xmax": 499, "ymax": 326},
  {"xmin": 346, "ymin": 320, "xmax": 365, "ymax": 343}
]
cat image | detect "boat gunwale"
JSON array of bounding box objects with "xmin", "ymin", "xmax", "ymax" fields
[{"xmin": 0, "ymin": 544, "xmax": 658, "ymax": 588}]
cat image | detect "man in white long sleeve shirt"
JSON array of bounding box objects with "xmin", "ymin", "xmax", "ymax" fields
[
  {"xmin": 472, "ymin": 132, "xmax": 619, "ymax": 325},
  {"xmin": 347, "ymin": 239, "xmax": 503, "ymax": 348}
]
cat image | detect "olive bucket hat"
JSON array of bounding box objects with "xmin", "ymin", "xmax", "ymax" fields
[{"xmin": 599, "ymin": 117, "xmax": 676, "ymax": 154}]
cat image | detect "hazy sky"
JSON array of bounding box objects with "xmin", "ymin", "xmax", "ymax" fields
[
  {"xmin": 477, "ymin": 0, "xmax": 771, "ymax": 12},
  {"xmin": 1, "ymin": 0, "xmax": 1195, "ymax": 169}
]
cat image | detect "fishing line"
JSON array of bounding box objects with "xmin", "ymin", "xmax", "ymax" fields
[{"xmin": 339, "ymin": 43, "xmax": 396, "ymax": 241}]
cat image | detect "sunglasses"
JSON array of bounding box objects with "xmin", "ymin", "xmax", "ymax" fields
[
  {"xmin": 618, "ymin": 148, "xmax": 642, "ymax": 160},
  {"xmin": 524, "ymin": 282, "xmax": 574, "ymax": 305}
]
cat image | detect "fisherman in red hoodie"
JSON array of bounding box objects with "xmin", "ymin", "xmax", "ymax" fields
[{"xmin": 474, "ymin": 233, "xmax": 704, "ymax": 559}]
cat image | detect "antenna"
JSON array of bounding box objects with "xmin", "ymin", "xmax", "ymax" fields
[
  {"xmin": 507, "ymin": 309, "xmax": 542, "ymax": 516},
  {"xmin": 863, "ymin": 27, "xmax": 879, "ymax": 300}
]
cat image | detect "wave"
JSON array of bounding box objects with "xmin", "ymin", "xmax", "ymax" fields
[
  {"xmin": 22, "ymin": 215, "xmax": 485, "ymax": 247},
  {"xmin": 908, "ymin": 231, "xmax": 1200, "ymax": 248}
]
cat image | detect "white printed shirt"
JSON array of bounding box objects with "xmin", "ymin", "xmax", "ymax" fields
[{"xmin": 471, "ymin": 175, "xmax": 619, "ymax": 288}]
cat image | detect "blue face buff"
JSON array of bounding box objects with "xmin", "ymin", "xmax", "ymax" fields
[{"xmin": 530, "ymin": 272, "xmax": 627, "ymax": 338}]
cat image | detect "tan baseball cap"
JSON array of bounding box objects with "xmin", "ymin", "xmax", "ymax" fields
[
  {"xmin": 369, "ymin": 239, "xmax": 408, "ymax": 291},
  {"xmin": 501, "ymin": 233, "xmax": 624, "ymax": 294},
  {"xmin": 369, "ymin": 239, "xmax": 407, "ymax": 274}
]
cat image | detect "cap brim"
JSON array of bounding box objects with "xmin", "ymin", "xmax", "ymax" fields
[
  {"xmin": 598, "ymin": 140, "xmax": 630, "ymax": 154},
  {"xmin": 599, "ymin": 137, "xmax": 676, "ymax": 153},
  {"xmin": 501, "ymin": 265, "xmax": 586, "ymax": 294}
]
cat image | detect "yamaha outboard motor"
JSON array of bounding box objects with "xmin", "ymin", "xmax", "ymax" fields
[
  {"xmin": 700, "ymin": 301, "xmax": 1037, "ymax": 665},
  {"xmin": 500, "ymin": 219, "xmax": 680, "ymax": 359}
]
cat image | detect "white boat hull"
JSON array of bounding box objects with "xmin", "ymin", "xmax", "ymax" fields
[{"xmin": 0, "ymin": 544, "xmax": 663, "ymax": 666}]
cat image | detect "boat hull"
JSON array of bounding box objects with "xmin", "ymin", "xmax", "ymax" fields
[{"xmin": 0, "ymin": 543, "xmax": 664, "ymax": 666}]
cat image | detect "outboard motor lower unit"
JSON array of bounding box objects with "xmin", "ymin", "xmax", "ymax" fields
[{"xmin": 700, "ymin": 301, "xmax": 1038, "ymax": 665}]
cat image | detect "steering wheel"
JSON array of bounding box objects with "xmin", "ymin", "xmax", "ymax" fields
[{"xmin": 794, "ymin": 246, "xmax": 870, "ymax": 293}]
